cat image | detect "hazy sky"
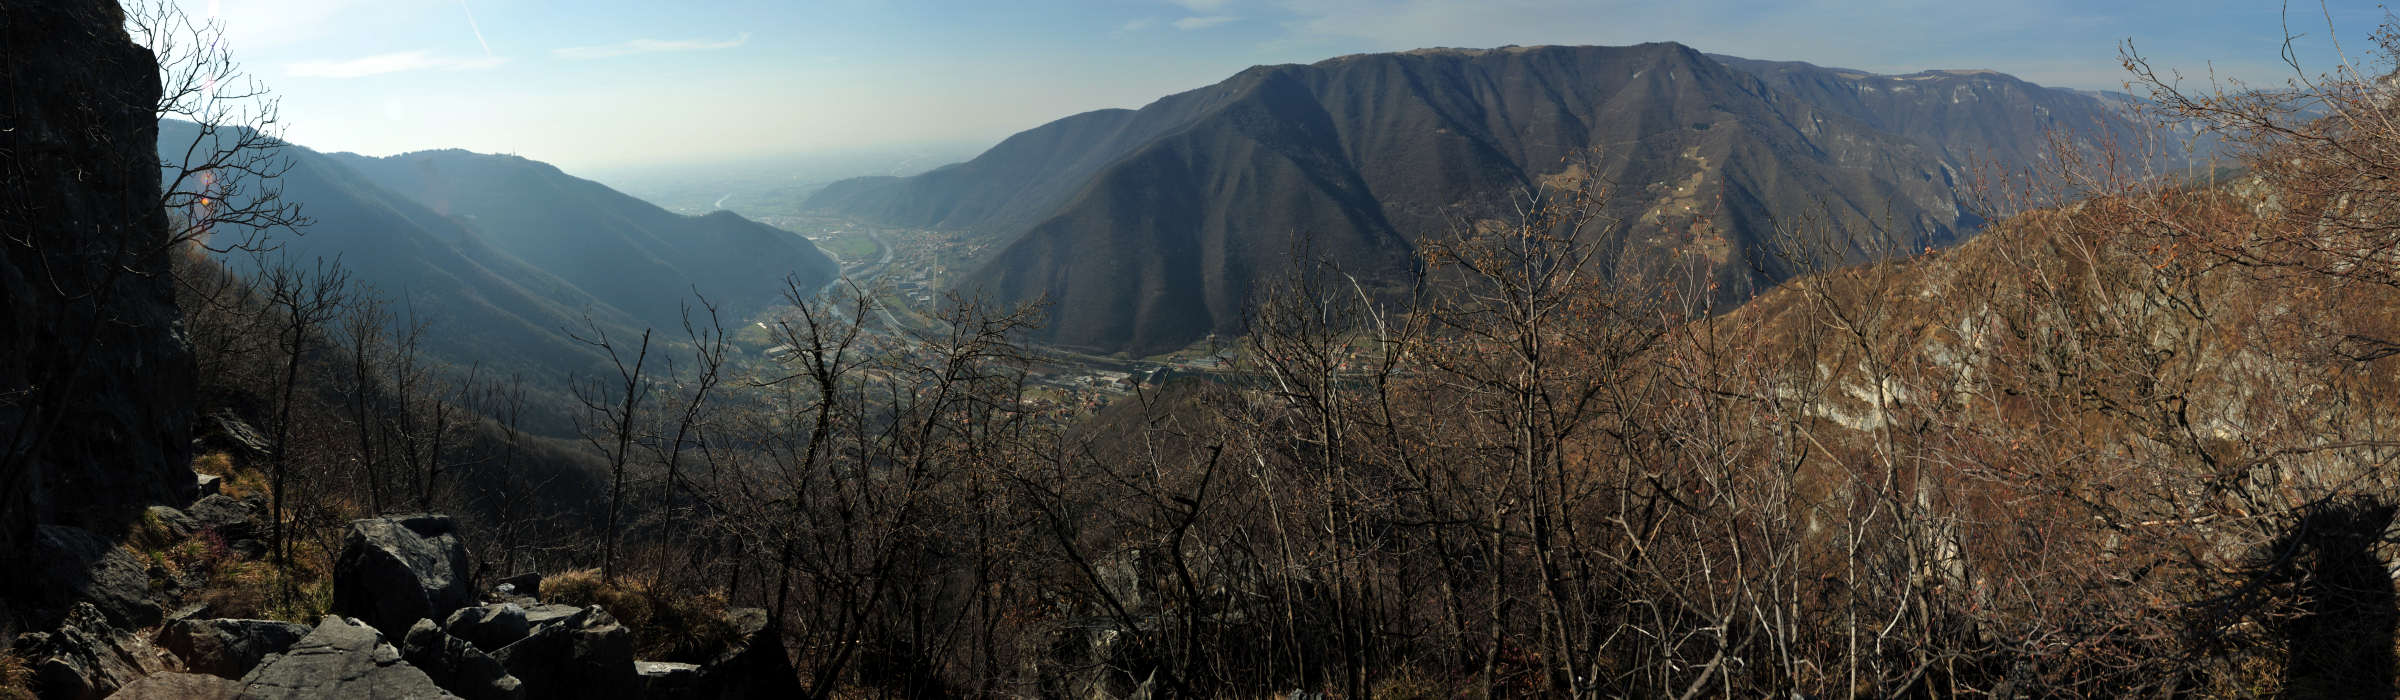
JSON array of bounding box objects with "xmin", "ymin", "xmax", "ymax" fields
[{"xmin": 179, "ymin": 0, "xmax": 2389, "ymax": 172}]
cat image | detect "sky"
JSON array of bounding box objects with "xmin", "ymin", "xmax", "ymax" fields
[{"xmin": 174, "ymin": 0, "xmax": 2392, "ymax": 173}]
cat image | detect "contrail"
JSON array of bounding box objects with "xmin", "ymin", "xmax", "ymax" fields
[{"xmin": 459, "ymin": 0, "xmax": 493, "ymax": 56}]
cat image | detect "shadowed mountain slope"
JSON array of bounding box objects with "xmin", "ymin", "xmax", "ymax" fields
[
  {"xmin": 162, "ymin": 121, "xmax": 641, "ymax": 385},
  {"xmin": 330, "ymin": 149, "xmax": 839, "ymax": 332},
  {"xmin": 162, "ymin": 123, "xmax": 839, "ymax": 398},
  {"xmin": 813, "ymin": 43, "xmax": 1985, "ymax": 355}
]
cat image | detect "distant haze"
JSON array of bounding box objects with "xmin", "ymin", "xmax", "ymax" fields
[{"xmin": 181, "ymin": 0, "xmax": 2383, "ymax": 172}]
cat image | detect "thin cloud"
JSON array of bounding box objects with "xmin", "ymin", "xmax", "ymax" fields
[
  {"xmin": 1119, "ymin": 17, "xmax": 1161, "ymax": 32},
  {"xmin": 1171, "ymin": 0, "xmax": 1233, "ymax": 10},
  {"xmin": 286, "ymin": 51, "xmax": 507, "ymax": 78},
  {"xmin": 1174, "ymin": 15, "xmax": 1239, "ymax": 30},
  {"xmin": 459, "ymin": 0, "xmax": 493, "ymax": 56},
  {"xmin": 553, "ymin": 33, "xmax": 752, "ymax": 60}
]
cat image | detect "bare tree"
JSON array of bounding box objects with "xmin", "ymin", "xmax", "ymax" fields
[
  {"xmin": 127, "ymin": 0, "xmax": 308, "ymax": 258},
  {"xmin": 572, "ymin": 321, "xmax": 652, "ymax": 583},
  {"xmin": 337, "ymin": 292, "xmax": 393, "ymax": 511},
  {"xmin": 258, "ymin": 254, "xmax": 350, "ymax": 565}
]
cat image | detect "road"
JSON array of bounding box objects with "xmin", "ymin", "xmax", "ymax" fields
[{"xmin": 793, "ymin": 228, "xmax": 911, "ymax": 333}]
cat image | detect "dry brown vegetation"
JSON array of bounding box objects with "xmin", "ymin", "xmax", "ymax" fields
[
  {"xmin": 0, "ymin": 649, "xmax": 30, "ymax": 700},
  {"xmin": 146, "ymin": 12, "xmax": 2400, "ymax": 699}
]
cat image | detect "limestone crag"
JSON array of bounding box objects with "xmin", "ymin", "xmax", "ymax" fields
[{"xmin": 0, "ymin": 0, "xmax": 196, "ymax": 629}]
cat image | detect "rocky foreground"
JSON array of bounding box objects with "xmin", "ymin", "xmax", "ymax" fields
[{"xmin": 13, "ymin": 478, "xmax": 797, "ymax": 699}]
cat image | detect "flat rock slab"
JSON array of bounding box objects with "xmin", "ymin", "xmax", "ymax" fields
[
  {"xmin": 637, "ymin": 661, "xmax": 702, "ymax": 697},
  {"xmin": 237, "ymin": 616, "xmax": 460, "ymax": 699}
]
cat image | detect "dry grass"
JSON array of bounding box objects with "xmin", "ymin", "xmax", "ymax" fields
[
  {"xmin": 121, "ymin": 500, "xmax": 334, "ymax": 624},
  {"xmin": 545, "ymin": 568, "xmax": 737, "ymax": 659},
  {"xmin": 193, "ymin": 554, "xmax": 331, "ymax": 622},
  {"xmin": 191, "ymin": 451, "xmax": 234, "ymax": 477},
  {"xmin": 191, "ymin": 450, "xmax": 266, "ymax": 499},
  {"xmin": 0, "ymin": 649, "xmax": 32, "ymax": 700},
  {"xmin": 1366, "ymin": 668, "xmax": 1451, "ymax": 699}
]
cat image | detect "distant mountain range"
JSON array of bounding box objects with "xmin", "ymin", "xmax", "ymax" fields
[
  {"xmin": 807, "ymin": 42, "xmax": 2201, "ymax": 356},
  {"xmin": 161, "ymin": 121, "xmax": 840, "ymax": 389}
]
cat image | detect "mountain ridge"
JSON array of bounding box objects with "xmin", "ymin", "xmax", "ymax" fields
[
  {"xmin": 326, "ymin": 148, "xmax": 838, "ymax": 334},
  {"xmin": 814, "ymin": 42, "xmax": 1998, "ymax": 354},
  {"xmin": 162, "ymin": 122, "xmax": 839, "ymax": 413}
]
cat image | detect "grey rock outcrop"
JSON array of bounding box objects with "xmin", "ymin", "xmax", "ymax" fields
[
  {"xmin": 331, "ymin": 514, "xmax": 475, "ymax": 638},
  {"xmin": 156, "ymin": 618, "xmax": 311, "ymax": 679},
  {"xmin": 28, "ymin": 525, "xmax": 163, "ymax": 629},
  {"xmin": 491, "ymin": 605, "xmax": 638, "ymax": 700},
  {"xmin": 236, "ymin": 616, "xmax": 460, "ymax": 699},
  {"xmin": 403, "ymin": 618, "xmax": 525, "ymax": 700}
]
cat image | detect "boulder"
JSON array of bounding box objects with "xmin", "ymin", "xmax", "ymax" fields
[
  {"xmin": 29, "ymin": 525, "xmax": 162, "ymax": 629},
  {"xmin": 331, "ymin": 514, "xmax": 474, "ymax": 638},
  {"xmin": 104, "ymin": 672, "xmax": 241, "ymax": 699},
  {"xmin": 155, "ymin": 618, "xmax": 310, "ymax": 679},
  {"xmin": 142, "ymin": 505, "xmax": 196, "ymax": 540},
  {"xmin": 491, "ymin": 605, "xmax": 638, "ymax": 700},
  {"xmin": 184, "ymin": 494, "xmax": 259, "ymax": 542},
  {"xmin": 193, "ymin": 472, "xmax": 222, "ymax": 497},
  {"xmin": 443, "ymin": 603, "xmax": 532, "ymax": 652},
  {"xmin": 402, "ymin": 619, "xmax": 525, "ymax": 700},
  {"xmin": 236, "ymin": 616, "xmax": 460, "ymax": 699},
  {"xmin": 689, "ymin": 607, "xmax": 804, "ymax": 699},
  {"xmin": 11, "ymin": 603, "xmax": 172, "ymax": 700}
]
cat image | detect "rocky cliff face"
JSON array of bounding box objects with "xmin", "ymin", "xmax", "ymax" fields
[{"xmin": 0, "ymin": 0, "xmax": 196, "ymax": 621}]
